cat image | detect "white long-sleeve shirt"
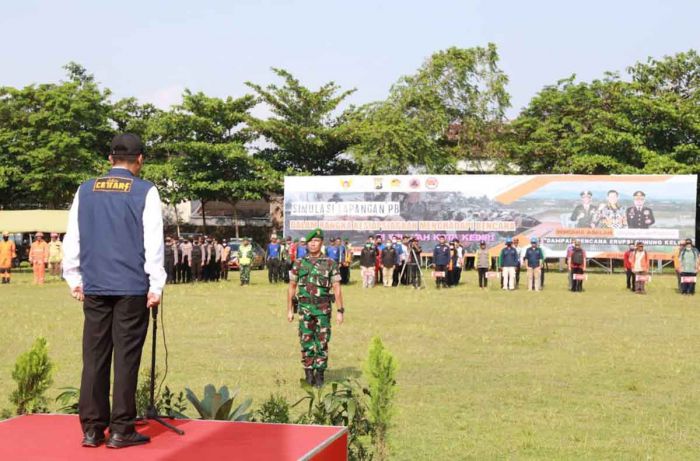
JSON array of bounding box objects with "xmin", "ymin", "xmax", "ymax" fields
[{"xmin": 63, "ymin": 177, "xmax": 167, "ymax": 296}]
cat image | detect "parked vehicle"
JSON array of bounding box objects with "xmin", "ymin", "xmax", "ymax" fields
[{"xmin": 226, "ymin": 239, "xmax": 266, "ymax": 270}]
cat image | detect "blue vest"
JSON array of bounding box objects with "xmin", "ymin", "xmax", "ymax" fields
[
  {"xmin": 524, "ymin": 247, "xmax": 544, "ymax": 268},
  {"xmin": 433, "ymin": 244, "xmax": 451, "ymax": 265},
  {"xmin": 500, "ymin": 247, "xmax": 519, "ymax": 267},
  {"xmin": 297, "ymin": 245, "xmax": 307, "ymax": 259},
  {"xmin": 78, "ymin": 168, "xmax": 154, "ymax": 295}
]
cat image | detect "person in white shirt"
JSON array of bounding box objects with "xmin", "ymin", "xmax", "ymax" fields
[{"xmin": 63, "ymin": 134, "xmax": 166, "ymax": 449}]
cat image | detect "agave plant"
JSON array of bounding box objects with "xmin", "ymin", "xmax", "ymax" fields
[{"xmin": 185, "ymin": 384, "xmax": 252, "ymax": 421}]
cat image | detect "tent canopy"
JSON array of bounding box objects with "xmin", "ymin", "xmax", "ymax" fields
[{"xmin": 0, "ymin": 210, "xmax": 69, "ymax": 233}]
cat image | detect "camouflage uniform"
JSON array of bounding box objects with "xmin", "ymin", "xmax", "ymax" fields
[
  {"xmin": 289, "ymin": 255, "xmax": 341, "ymax": 371},
  {"xmin": 237, "ymin": 242, "xmax": 253, "ymax": 285}
]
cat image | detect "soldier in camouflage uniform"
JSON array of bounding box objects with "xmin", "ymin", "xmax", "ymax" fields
[{"xmin": 287, "ymin": 228, "xmax": 345, "ymax": 388}]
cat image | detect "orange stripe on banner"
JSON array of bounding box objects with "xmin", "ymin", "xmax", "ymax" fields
[{"xmin": 495, "ymin": 175, "xmax": 673, "ymax": 205}]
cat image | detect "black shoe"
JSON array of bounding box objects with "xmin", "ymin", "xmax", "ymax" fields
[
  {"xmin": 314, "ymin": 370, "xmax": 325, "ymax": 388},
  {"xmin": 81, "ymin": 430, "xmax": 105, "ymax": 447},
  {"xmin": 304, "ymin": 369, "xmax": 315, "ymax": 386},
  {"xmin": 106, "ymin": 431, "xmax": 150, "ymax": 449}
]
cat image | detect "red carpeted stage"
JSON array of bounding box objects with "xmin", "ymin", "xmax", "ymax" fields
[{"xmin": 0, "ymin": 414, "xmax": 347, "ymax": 460}]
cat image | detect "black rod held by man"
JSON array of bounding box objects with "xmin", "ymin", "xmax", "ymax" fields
[{"xmin": 63, "ymin": 133, "xmax": 167, "ymax": 449}]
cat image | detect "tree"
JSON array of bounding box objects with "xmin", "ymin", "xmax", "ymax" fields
[
  {"xmin": 349, "ymin": 44, "xmax": 510, "ymax": 173},
  {"xmin": 145, "ymin": 90, "xmax": 279, "ymax": 233},
  {"xmin": 501, "ymin": 51, "xmax": 700, "ymax": 174},
  {"xmin": 246, "ymin": 68, "xmax": 358, "ymax": 175},
  {"xmin": 0, "ymin": 63, "xmax": 112, "ymax": 208}
]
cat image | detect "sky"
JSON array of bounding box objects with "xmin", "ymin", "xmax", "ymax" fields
[{"xmin": 1, "ymin": 0, "xmax": 698, "ymax": 119}]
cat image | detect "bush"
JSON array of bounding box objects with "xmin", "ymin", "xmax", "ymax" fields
[
  {"xmin": 10, "ymin": 337, "xmax": 54, "ymax": 415},
  {"xmin": 294, "ymin": 380, "xmax": 374, "ymax": 461},
  {"xmin": 256, "ymin": 393, "xmax": 290, "ymax": 423},
  {"xmin": 364, "ymin": 337, "xmax": 398, "ymax": 461},
  {"xmin": 135, "ymin": 368, "xmax": 160, "ymax": 417},
  {"xmin": 161, "ymin": 386, "xmax": 188, "ymax": 419},
  {"xmin": 55, "ymin": 387, "xmax": 80, "ymax": 414}
]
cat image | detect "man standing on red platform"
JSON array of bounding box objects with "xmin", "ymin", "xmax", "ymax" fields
[{"xmin": 63, "ymin": 133, "xmax": 166, "ymax": 449}]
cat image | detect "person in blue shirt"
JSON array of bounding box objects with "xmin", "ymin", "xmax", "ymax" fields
[
  {"xmin": 524, "ymin": 237, "xmax": 545, "ymax": 291},
  {"xmin": 296, "ymin": 237, "xmax": 307, "ymax": 259},
  {"xmin": 325, "ymin": 238, "xmax": 339, "ymax": 262},
  {"xmin": 432, "ymin": 235, "xmax": 451, "ymax": 288},
  {"xmin": 266, "ymin": 235, "xmax": 281, "ymax": 283},
  {"xmin": 499, "ymin": 237, "xmax": 519, "ymax": 290}
]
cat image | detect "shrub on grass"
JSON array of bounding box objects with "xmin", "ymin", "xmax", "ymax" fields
[
  {"xmin": 293, "ymin": 380, "xmax": 373, "ymax": 461},
  {"xmin": 255, "ymin": 393, "xmax": 290, "ymax": 423},
  {"xmin": 364, "ymin": 336, "xmax": 398, "ymax": 461},
  {"xmin": 10, "ymin": 337, "xmax": 54, "ymax": 415}
]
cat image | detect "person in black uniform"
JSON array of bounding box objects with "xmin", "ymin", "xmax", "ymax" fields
[
  {"xmin": 62, "ymin": 134, "xmax": 166, "ymax": 449},
  {"xmin": 432, "ymin": 235, "xmax": 450, "ymax": 288},
  {"xmin": 164, "ymin": 236, "xmax": 176, "ymax": 283},
  {"xmin": 626, "ymin": 191, "xmax": 655, "ymax": 229}
]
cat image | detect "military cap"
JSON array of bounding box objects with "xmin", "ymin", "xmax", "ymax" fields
[
  {"xmin": 633, "ymin": 190, "xmax": 646, "ymax": 198},
  {"xmin": 300, "ymin": 237, "xmax": 306, "ymax": 242},
  {"xmin": 530, "ymin": 237, "xmax": 538, "ymax": 244},
  {"xmin": 505, "ymin": 237, "xmax": 513, "ymax": 244},
  {"xmin": 479, "ymin": 240, "xmax": 486, "ymax": 245},
  {"xmin": 305, "ymin": 228, "xmax": 324, "ymax": 241}
]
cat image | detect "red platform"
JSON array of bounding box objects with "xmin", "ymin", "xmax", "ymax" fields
[{"xmin": 0, "ymin": 414, "xmax": 347, "ymax": 460}]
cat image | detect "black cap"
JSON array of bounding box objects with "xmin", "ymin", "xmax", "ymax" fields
[{"xmin": 111, "ymin": 133, "xmax": 144, "ymax": 156}]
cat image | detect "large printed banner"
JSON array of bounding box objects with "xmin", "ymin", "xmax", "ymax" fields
[{"xmin": 284, "ymin": 175, "xmax": 697, "ymax": 258}]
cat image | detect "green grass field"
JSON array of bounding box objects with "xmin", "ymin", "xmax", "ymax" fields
[{"xmin": 1, "ymin": 268, "xmax": 699, "ymax": 460}]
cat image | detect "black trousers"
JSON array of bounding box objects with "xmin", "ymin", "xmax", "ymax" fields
[
  {"xmin": 80, "ymin": 295, "xmax": 149, "ymax": 434},
  {"xmin": 571, "ymin": 267, "xmax": 584, "ymax": 292},
  {"xmin": 165, "ymin": 262, "xmax": 175, "ymax": 283},
  {"xmin": 267, "ymin": 259, "xmax": 280, "ymax": 283},
  {"xmin": 626, "ymin": 269, "xmax": 634, "ymax": 290},
  {"xmin": 680, "ymin": 272, "xmax": 696, "ymax": 294},
  {"xmin": 340, "ymin": 265, "xmax": 350, "ymax": 284},
  {"xmin": 478, "ymin": 267, "xmax": 488, "ymax": 287},
  {"xmin": 191, "ymin": 259, "xmax": 202, "ymax": 281},
  {"xmin": 393, "ymin": 263, "xmax": 403, "ymax": 286},
  {"xmin": 435, "ymin": 264, "xmax": 448, "ymax": 288}
]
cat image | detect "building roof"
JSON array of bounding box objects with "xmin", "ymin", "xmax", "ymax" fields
[{"xmin": 0, "ymin": 210, "xmax": 69, "ymax": 233}]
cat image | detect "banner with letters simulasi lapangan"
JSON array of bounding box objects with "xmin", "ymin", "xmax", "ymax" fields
[{"xmin": 283, "ymin": 175, "xmax": 697, "ymax": 259}]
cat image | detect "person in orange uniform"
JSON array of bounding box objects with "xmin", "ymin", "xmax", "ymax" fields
[
  {"xmin": 29, "ymin": 232, "xmax": 49, "ymax": 284},
  {"xmin": 1, "ymin": 231, "xmax": 17, "ymax": 284}
]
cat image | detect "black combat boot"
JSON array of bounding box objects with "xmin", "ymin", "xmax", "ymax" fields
[
  {"xmin": 314, "ymin": 370, "xmax": 325, "ymax": 388},
  {"xmin": 304, "ymin": 369, "xmax": 315, "ymax": 386}
]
